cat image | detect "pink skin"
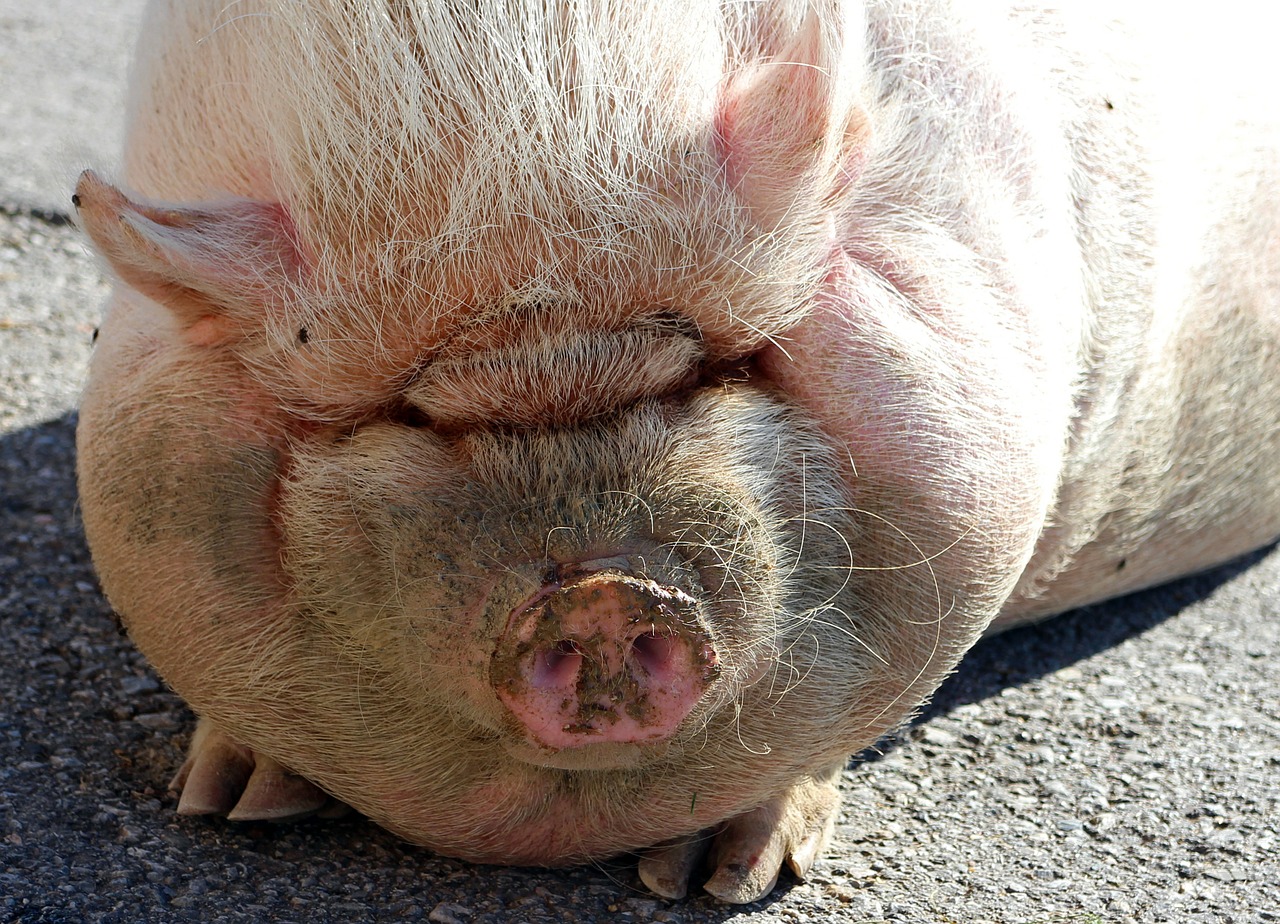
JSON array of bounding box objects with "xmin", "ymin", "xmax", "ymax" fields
[{"xmin": 493, "ymin": 570, "xmax": 720, "ymax": 749}]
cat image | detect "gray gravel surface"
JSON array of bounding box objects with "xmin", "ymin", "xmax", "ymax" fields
[
  {"xmin": 2, "ymin": 3, "xmax": 1279, "ymax": 923},
  {"xmin": 0, "ymin": 0, "xmax": 140, "ymax": 212}
]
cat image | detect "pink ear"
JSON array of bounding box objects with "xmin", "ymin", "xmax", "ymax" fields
[
  {"xmin": 74, "ymin": 171, "xmax": 304, "ymax": 343},
  {"xmin": 715, "ymin": 6, "xmax": 870, "ymax": 228}
]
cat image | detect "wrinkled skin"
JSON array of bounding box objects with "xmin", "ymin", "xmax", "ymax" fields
[{"xmin": 75, "ymin": 0, "xmax": 1280, "ymax": 903}]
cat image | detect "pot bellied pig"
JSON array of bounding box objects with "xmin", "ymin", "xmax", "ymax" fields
[{"xmin": 74, "ymin": 0, "xmax": 1279, "ymax": 903}]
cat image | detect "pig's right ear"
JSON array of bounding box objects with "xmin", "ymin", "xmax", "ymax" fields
[
  {"xmin": 73, "ymin": 171, "xmax": 304, "ymax": 344},
  {"xmin": 715, "ymin": 3, "xmax": 871, "ymax": 229}
]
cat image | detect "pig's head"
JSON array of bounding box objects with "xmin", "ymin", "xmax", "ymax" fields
[
  {"xmin": 75, "ymin": 0, "xmax": 1050, "ymax": 903},
  {"xmin": 75, "ymin": 158, "xmax": 879, "ymax": 850}
]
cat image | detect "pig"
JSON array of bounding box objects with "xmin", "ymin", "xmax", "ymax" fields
[{"xmin": 73, "ymin": 0, "xmax": 1280, "ymax": 904}]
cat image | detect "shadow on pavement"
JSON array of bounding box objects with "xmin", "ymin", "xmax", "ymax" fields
[
  {"xmin": 926, "ymin": 546, "xmax": 1273, "ymax": 719},
  {"xmin": 841, "ymin": 536, "xmax": 1276, "ymax": 774}
]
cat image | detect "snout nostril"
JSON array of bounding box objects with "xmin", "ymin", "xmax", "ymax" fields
[
  {"xmin": 629, "ymin": 631, "xmax": 680, "ymax": 681},
  {"xmin": 531, "ymin": 642, "xmax": 583, "ymax": 689}
]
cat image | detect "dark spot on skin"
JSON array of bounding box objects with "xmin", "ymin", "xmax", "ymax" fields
[
  {"xmin": 91, "ymin": 327, "xmax": 99, "ymax": 344},
  {"xmin": 1104, "ymin": 98, "xmax": 1115, "ymax": 111},
  {"xmin": 390, "ymin": 400, "xmax": 432, "ymax": 429},
  {"xmin": 297, "ymin": 327, "xmax": 309, "ymax": 344},
  {"xmin": 71, "ymin": 193, "xmax": 82, "ymax": 209},
  {"xmin": 1116, "ymin": 558, "xmax": 1127, "ymax": 571}
]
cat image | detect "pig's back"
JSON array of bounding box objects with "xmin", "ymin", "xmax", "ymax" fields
[{"xmin": 988, "ymin": 4, "xmax": 1280, "ymax": 622}]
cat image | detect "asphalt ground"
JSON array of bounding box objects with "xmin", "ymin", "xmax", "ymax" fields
[{"xmin": 2, "ymin": 2, "xmax": 1277, "ymax": 922}]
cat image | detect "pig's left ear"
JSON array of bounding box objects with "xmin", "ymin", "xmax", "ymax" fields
[
  {"xmin": 715, "ymin": 3, "xmax": 871, "ymax": 229},
  {"xmin": 73, "ymin": 171, "xmax": 304, "ymax": 344}
]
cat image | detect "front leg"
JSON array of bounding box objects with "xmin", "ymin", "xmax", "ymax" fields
[
  {"xmin": 171, "ymin": 718, "xmax": 345, "ymax": 822},
  {"xmin": 639, "ymin": 762, "xmax": 842, "ymax": 903}
]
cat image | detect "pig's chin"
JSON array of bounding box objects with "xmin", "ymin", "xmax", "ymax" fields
[{"xmin": 502, "ymin": 737, "xmax": 668, "ymax": 771}]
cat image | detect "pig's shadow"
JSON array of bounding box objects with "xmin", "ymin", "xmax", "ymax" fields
[{"xmin": 915, "ymin": 546, "xmax": 1271, "ymax": 722}]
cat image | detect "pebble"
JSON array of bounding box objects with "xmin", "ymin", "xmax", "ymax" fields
[
  {"xmin": 133, "ymin": 712, "xmax": 180, "ymax": 731},
  {"xmin": 428, "ymin": 902, "xmax": 472, "ymax": 924},
  {"xmin": 120, "ymin": 674, "xmax": 162, "ymax": 695},
  {"xmin": 918, "ymin": 726, "xmax": 960, "ymax": 748}
]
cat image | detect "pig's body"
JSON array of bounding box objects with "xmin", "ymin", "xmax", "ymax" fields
[{"xmin": 75, "ymin": 0, "xmax": 1280, "ymax": 903}]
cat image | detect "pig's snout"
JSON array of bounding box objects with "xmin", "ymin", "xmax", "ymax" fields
[{"xmin": 493, "ymin": 571, "xmax": 720, "ymax": 750}]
